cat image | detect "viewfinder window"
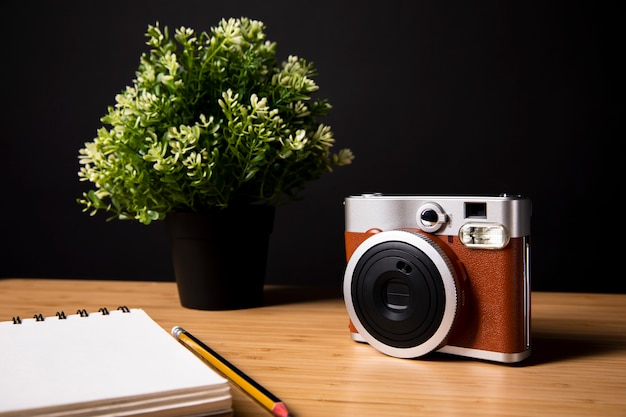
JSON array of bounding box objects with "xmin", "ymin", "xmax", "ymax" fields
[{"xmin": 465, "ymin": 202, "xmax": 487, "ymax": 218}]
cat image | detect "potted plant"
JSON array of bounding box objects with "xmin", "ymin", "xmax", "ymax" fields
[{"xmin": 77, "ymin": 17, "xmax": 353, "ymax": 310}]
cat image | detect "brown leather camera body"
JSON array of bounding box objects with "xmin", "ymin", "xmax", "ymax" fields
[{"xmin": 345, "ymin": 227, "xmax": 529, "ymax": 358}]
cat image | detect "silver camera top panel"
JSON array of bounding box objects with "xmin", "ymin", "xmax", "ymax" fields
[{"xmin": 344, "ymin": 193, "xmax": 531, "ymax": 237}]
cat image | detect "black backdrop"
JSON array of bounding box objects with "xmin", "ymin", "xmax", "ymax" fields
[{"xmin": 1, "ymin": 1, "xmax": 620, "ymax": 292}]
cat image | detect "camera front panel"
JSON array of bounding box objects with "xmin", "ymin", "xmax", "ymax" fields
[{"xmin": 343, "ymin": 194, "xmax": 531, "ymax": 363}]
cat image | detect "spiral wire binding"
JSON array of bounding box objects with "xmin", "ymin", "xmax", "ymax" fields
[{"xmin": 10, "ymin": 306, "xmax": 132, "ymax": 324}]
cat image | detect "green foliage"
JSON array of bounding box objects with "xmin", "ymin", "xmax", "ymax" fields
[{"xmin": 78, "ymin": 17, "xmax": 354, "ymax": 225}]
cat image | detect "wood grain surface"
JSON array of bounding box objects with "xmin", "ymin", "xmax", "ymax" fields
[{"xmin": 1, "ymin": 279, "xmax": 624, "ymax": 416}]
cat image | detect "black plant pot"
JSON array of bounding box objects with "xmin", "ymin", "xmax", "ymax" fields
[{"xmin": 165, "ymin": 205, "xmax": 275, "ymax": 310}]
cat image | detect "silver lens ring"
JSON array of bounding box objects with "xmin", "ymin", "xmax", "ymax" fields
[{"xmin": 343, "ymin": 230, "xmax": 459, "ymax": 358}]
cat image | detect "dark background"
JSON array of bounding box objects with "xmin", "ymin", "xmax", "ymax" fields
[{"xmin": 1, "ymin": 1, "xmax": 620, "ymax": 292}]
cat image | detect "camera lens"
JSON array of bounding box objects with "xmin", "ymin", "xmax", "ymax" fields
[
  {"xmin": 350, "ymin": 241, "xmax": 445, "ymax": 348},
  {"xmin": 344, "ymin": 230, "xmax": 460, "ymax": 358}
]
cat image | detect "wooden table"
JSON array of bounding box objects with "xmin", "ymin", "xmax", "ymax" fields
[{"xmin": 0, "ymin": 279, "xmax": 624, "ymax": 416}]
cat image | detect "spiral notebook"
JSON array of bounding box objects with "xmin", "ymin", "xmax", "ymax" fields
[{"xmin": 0, "ymin": 307, "xmax": 232, "ymax": 417}]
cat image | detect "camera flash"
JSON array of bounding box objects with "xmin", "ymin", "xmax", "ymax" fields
[{"xmin": 459, "ymin": 223, "xmax": 510, "ymax": 249}]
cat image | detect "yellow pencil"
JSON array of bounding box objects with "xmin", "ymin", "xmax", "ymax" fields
[{"xmin": 171, "ymin": 326, "xmax": 293, "ymax": 417}]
